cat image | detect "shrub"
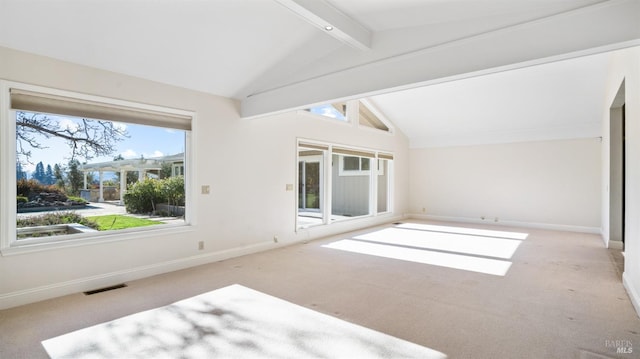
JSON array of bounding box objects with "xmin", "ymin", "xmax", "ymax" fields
[
  {"xmin": 17, "ymin": 178, "xmax": 65, "ymax": 200},
  {"xmin": 66, "ymin": 196, "xmax": 88, "ymax": 204},
  {"xmin": 16, "ymin": 212, "xmax": 99, "ymax": 230},
  {"xmin": 17, "ymin": 196, "xmax": 28, "ymax": 205},
  {"xmin": 124, "ymin": 176, "xmax": 185, "ymax": 215},
  {"xmin": 159, "ymin": 176, "xmax": 185, "ymax": 207},
  {"xmin": 124, "ymin": 178, "xmax": 163, "ymax": 214}
]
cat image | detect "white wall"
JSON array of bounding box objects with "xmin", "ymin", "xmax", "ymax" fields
[
  {"xmin": 609, "ymin": 106, "xmax": 624, "ymax": 244},
  {"xmin": 331, "ymin": 155, "xmax": 370, "ymax": 217},
  {"xmin": 601, "ymin": 46, "xmax": 640, "ymax": 315},
  {"xmin": 410, "ymin": 138, "xmax": 602, "ymax": 231},
  {"xmin": 0, "ymin": 47, "xmax": 410, "ymax": 309}
]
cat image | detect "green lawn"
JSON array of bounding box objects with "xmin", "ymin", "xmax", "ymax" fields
[{"xmin": 86, "ymin": 215, "xmax": 163, "ymax": 231}]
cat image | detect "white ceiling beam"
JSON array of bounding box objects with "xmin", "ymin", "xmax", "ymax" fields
[
  {"xmin": 273, "ymin": 0, "xmax": 371, "ymax": 50},
  {"xmin": 242, "ymin": 0, "xmax": 640, "ymax": 119}
]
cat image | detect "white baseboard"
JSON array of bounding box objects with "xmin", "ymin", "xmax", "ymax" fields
[
  {"xmin": 608, "ymin": 240, "xmax": 624, "ymax": 250},
  {"xmin": 0, "ymin": 241, "xmax": 275, "ymax": 310},
  {"xmin": 623, "ymin": 272, "xmax": 640, "ymax": 318},
  {"xmin": 300, "ymin": 213, "xmax": 407, "ymax": 239},
  {"xmin": 0, "ymin": 214, "xmax": 409, "ymax": 310},
  {"xmin": 409, "ymin": 214, "xmax": 601, "ymax": 234},
  {"xmin": 600, "ymin": 227, "xmax": 610, "ymax": 248}
]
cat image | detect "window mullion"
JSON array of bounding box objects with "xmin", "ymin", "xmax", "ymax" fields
[{"xmin": 324, "ymin": 147, "xmax": 332, "ymax": 225}]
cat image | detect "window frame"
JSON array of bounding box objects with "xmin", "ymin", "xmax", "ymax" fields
[
  {"xmin": 338, "ymin": 156, "xmax": 387, "ymax": 177},
  {"xmin": 0, "ymin": 81, "xmax": 196, "ymax": 255},
  {"xmin": 296, "ymin": 138, "xmax": 394, "ymax": 230},
  {"xmin": 173, "ymin": 164, "xmax": 185, "ymax": 177},
  {"xmin": 303, "ymin": 102, "xmax": 348, "ymax": 122},
  {"xmin": 338, "ymin": 156, "xmax": 371, "ymax": 176},
  {"xmin": 300, "ymin": 100, "xmax": 395, "ymax": 135},
  {"xmin": 357, "ymin": 99, "xmax": 395, "ymax": 134}
]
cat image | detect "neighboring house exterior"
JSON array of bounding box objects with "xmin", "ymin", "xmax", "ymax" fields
[{"xmin": 78, "ymin": 153, "xmax": 184, "ymax": 203}]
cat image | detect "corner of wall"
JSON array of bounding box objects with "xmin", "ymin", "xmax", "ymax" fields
[
  {"xmin": 601, "ymin": 227, "xmax": 610, "ymax": 247},
  {"xmin": 623, "ymin": 272, "xmax": 640, "ymax": 318}
]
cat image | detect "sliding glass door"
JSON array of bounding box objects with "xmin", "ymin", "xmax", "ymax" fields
[
  {"xmin": 298, "ymin": 160, "xmax": 320, "ymax": 211},
  {"xmin": 297, "ymin": 140, "xmax": 394, "ymax": 229},
  {"xmin": 297, "ymin": 143, "xmax": 326, "ymax": 228}
]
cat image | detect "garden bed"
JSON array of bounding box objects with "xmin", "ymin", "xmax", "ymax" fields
[{"xmin": 17, "ymin": 223, "xmax": 98, "ymax": 239}]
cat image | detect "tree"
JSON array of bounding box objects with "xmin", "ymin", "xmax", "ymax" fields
[
  {"xmin": 33, "ymin": 161, "xmax": 46, "ymax": 184},
  {"xmin": 16, "ymin": 112, "xmax": 128, "ymax": 162},
  {"xmin": 45, "ymin": 164, "xmax": 55, "ymax": 185},
  {"xmin": 159, "ymin": 176, "xmax": 185, "ymax": 215},
  {"xmin": 86, "ymin": 172, "xmax": 96, "ymax": 187},
  {"xmin": 66, "ymin": 159, "xmax": 83, "ymax": 195},
  {"xmin": 53, "ymin": 164, "xmax": 65, "ymax": 189},
  {"xmin": 16, "ymin": 162, "xmax": 27, "ymax": 181},
  {"xmin": 160, "ymin": 162, "xmax": 172, "ymax": 179}
]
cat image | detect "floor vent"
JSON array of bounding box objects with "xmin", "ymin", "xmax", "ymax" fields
[{"xmin": 84, "ymin": 284, "xmax": 127, "ymax": 295}]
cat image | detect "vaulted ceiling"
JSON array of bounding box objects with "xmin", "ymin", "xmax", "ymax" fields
[{"xmin": 1, "ymin": 0, "xmax": 639, "ymax": 147}]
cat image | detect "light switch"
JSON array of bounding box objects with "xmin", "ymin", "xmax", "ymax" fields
[
  {"xmin": 285, "ymin": 184, "xmax": 294, "ymax": 191},
  {"xmin": 201, "ymin": 185, "xmax": 210, "ymax": 194}
]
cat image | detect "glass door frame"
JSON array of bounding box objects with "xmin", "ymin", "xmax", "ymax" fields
[{"xmin": 298, "ymin": 157, "xmax": 323, "ymax": 212}]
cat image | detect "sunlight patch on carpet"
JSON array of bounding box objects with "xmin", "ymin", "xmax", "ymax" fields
[
  {"xmin": 325, "ymin": 239, "xmax": 511, "ymax": 276},
  {"xmin": 322, "ymin": 223, "xmax": 526, "ymax": 276},
  {"xmin": 42, "ymin": 284, "xmax": 446, "ymax": 359},
  {"xmin": 396, "ymin": 223, "xmax": 529, "ymax": 240},
  {"xmin": 353, "ymin": 227, "xmax": 521, "ymax": 259}
]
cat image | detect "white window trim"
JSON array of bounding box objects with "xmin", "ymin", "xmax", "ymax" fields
[
  {"xmin": 338, "ymin": 156, "xmax": 387, "ymax": 177},
  {"xmin": 296, "ymin": 109, "xmax": 353, "ymax": 126},
  {"xmin": 338, "ymin": 156, "xmax": 371, "ymax": 176},
  {"xmin": 377, "ymin": 159, "xmax": 386, "ymax": 176},
  {"xmin": 376, "ymin": 159, "xmax": 393, "ymax": 215},
  {"xmin": 297, "ymin": 100, "xmax": 396, "ymax": 137},
  {"xmin": 295, "ymin": 138, "xmax": 394, "ymax": 230},
  {"xmin": 301, "ymin": 101, "xmax": 350, "ymax": 123},
  {"xmin": 0, "ymin": 80, "xmax": 196, "ymax": 256},
  {"xmin": 298, "ymin": 155, "xmax": 324, "ymax": 213},
  {"xmin": 357, "ymin": 99, "xmax": 395, "ymax": 134}
]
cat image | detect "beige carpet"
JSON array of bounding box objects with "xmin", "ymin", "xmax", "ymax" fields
[
  {"xmin": 42, "ymin": 284, "xmax": 445, "ymax": 359},
  {"xmin": 2, "ymin": 220, "xmax": 640, "ymax": 359}
]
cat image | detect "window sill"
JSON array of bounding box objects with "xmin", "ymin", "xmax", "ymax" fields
[{"xmin": 1, "ymin": 223, "xmax": 195, "ymax": 256}]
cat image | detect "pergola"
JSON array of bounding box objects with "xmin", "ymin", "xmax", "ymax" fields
[{"xmin": 78, "ymin": 158, "xmax": 165, "ymax": 204}]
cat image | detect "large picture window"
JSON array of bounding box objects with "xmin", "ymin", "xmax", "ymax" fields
[
  {"xmin": 296, "ymin": 140, "xmax": 393, "ymax": 229},
  {"xmin": 1, "ymin": 82, "xmax": 193, "ymax": 253}
]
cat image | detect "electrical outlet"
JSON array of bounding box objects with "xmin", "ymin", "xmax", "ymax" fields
[
  {"xmin": 494, "ymin": 217, "xmax": 499, "ymax": 222},
  {"xmin": 198, "ymin": 241, "xmax": 204, "ymax": 250},
  {"xmin": 285, "ymin": 184, "xmax": 294, "ymax": 191},
  {"xmin": 481, "ymin": 216, "xmax": 485, "ymax": 220},
  {"xmin": 201, "ymin": 185, "xmax": 210, "ymax": 195},
  {"xmin": 273, "ymin": 235, "xmax": 279, "ymax": 243},
  {"xmin": 421, "ymin": 207, "xmax": 426, "ymax": 213}
]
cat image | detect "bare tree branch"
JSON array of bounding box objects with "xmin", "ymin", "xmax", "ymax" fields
[{"xmin": 16, "ymin": 112, "xmax": 129, "ymax": 162}]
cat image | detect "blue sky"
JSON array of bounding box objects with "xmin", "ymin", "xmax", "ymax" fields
[
  {"xmin": 18, "ymin": 112, "xmax": 185, "ymax": 174},
  {"xmin": 308, "ymin": 104, "xmax": 346, "ymax": 121}
]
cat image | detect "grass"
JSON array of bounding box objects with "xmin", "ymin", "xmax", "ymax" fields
[
  {"xmin": 67, "ymin": 196, "xmax": 88, "ymax": 204},
  {"xmin": 86, "ymin": 215, "xmax": 163, "ymax": 231}
]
